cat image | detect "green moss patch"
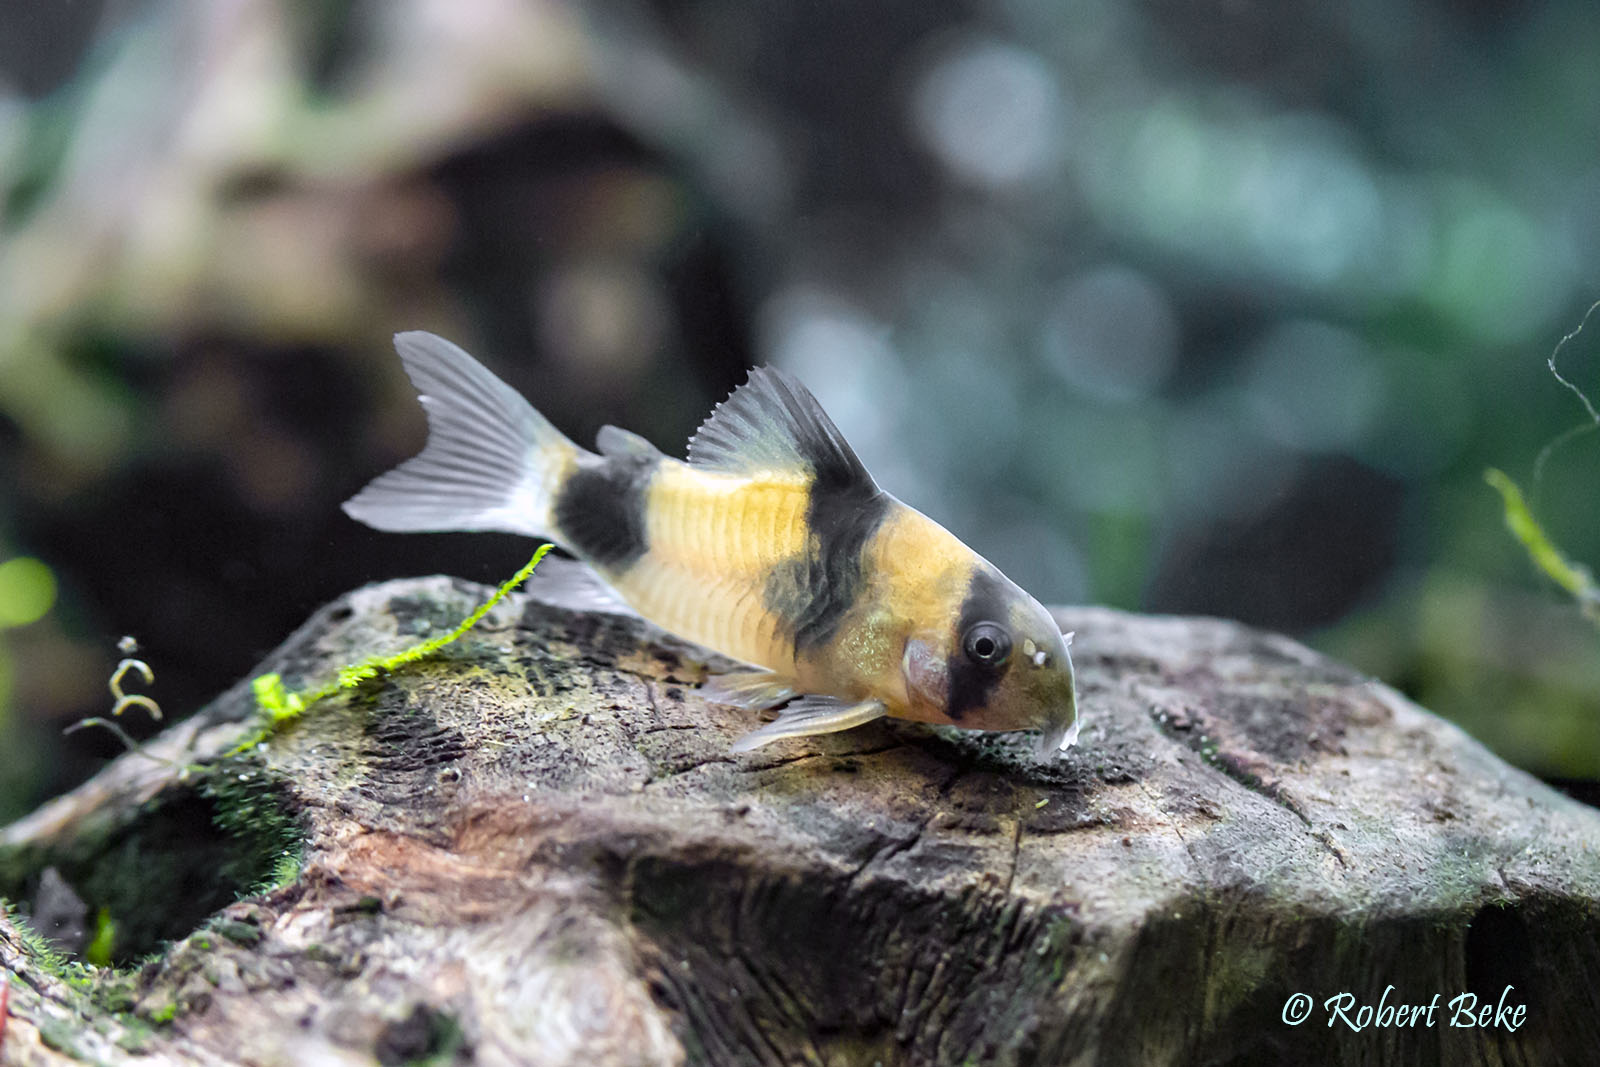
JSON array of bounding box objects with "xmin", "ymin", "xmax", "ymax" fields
[{"xmin": 0, "ymin": 760, "xmax": 302, "ymax": 967}]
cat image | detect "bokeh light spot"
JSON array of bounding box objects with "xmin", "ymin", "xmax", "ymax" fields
[
  {"xmin": 1087, "ymin": 102, "xmax": 1392, "ymax": 296},
  {"xmin": 1242, "ymin": 321, "xmax": 1383, "ymax": 453},
  {"xmin": 910, "ymin": 37, "xmax": 1066, "ymax": 188},
  {"xmin": 1234, "ymin": 124, "xmax": 1382, "ymax": 287},
  {"xmin": 1425, "ymin": 184, "xmax": 1574, "ymax": 345},
  {"xmin": 0, "ymin": 556, "xmax": 57, "ymax": 628},
  {"xmin": 1039, "ymin": 264, "xmax": 1178, "ymax": 403}
]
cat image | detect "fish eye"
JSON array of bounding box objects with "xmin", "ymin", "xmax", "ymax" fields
[{"xmin": 963, "ymin": 622, "xmax": 1011, "ymax": 669}]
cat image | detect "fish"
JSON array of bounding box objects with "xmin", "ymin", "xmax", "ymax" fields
[{"xmin": 343, "ymin": 332, "xmax": 1080, "ymax": 757}]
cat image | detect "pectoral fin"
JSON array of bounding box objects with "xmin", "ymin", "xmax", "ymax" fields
[
  {"xmin": 902, "ymin": 637, "xmax": 947, "ymax": 713},
  {"xmin": 729, "ymin": 697, "xmax": 888, "ymax": 753},
  {"xmin": 700, "ymin": 670, "xmax": 799, "ymax": 711}
]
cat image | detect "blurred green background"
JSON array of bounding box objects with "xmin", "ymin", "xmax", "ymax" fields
[{"xmin": 0, "ymin": 0, "xmax": 1595, "ymax": 823}]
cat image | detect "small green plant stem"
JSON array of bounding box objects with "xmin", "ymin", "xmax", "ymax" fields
[
  {"xmin": 244, "ymin": 544, "xmax": 553, "ymax": 745},
  {"xmin": 1485, "ymin": 468, "xmax": 1600, "ymax": 625}
]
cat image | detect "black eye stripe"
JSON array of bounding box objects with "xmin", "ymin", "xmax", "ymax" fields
[{"xmin": 946, "ymin": 567, "xmax": 1016, "ymax": 721}]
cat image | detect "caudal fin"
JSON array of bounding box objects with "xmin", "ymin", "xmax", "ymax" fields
[{"xmin": 342, "ymin": 331, "xmax": 577, "ymax": 538}]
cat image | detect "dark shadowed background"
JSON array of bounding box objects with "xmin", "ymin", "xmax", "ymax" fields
[{"xmin": 0, "ymin": 0, "xmax": 1595, "ymax": 822}]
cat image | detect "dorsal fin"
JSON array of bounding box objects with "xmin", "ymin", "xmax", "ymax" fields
[{"xmin": 687, "ymin": 366, "xmax": 876, "ymax": 491}]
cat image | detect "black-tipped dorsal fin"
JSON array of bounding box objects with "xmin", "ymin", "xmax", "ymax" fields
[{"xmin": 687, "ymin": 366, "xmax": 876, "ymax": 491}]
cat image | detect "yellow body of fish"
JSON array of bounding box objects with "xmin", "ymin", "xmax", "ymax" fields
[{"xmin": 345, "ymin": 332, "xmax": 1079, "ymax": 755}]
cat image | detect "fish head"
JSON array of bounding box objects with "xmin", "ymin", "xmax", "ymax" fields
[{"xmin": 901, "ymin": 566, "xmax": 1080, "ymax": 757}]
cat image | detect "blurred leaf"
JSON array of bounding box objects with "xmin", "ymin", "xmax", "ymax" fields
[
  {"xmin": 85, "ymin": 906, "xmax": 116, "ymax": 967},
  {"xmin": 1484, "ymin": 467, "xmax": 1600, "ymax": 625}
]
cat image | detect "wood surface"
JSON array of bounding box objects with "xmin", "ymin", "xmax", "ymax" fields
[{"xmin": 2, "ymin": 564, "xmax": 1597, "ymax": 1065}]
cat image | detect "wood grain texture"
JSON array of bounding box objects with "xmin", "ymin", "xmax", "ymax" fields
[{"xmin": 1, "ymin": 565, "xmax": 1597, "ymax": 1066}]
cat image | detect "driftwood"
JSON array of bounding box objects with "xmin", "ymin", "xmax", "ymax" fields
[{"xmin": 2, "ymin": 565, "xmax": 1598, "ymax": 1066}]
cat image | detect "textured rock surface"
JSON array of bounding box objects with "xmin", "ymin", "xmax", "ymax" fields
[{"xmin": 2, "ymin": 565, "xmax": 1598, "ymax": 1066}]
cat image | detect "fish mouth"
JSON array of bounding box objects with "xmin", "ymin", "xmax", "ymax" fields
[{"xmin": 1030, "ymin": 629, "xmax": 1078, "ymax": 758}]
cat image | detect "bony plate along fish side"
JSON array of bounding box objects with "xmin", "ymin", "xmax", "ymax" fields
[{"xmin": 344, "ymin": 331, "xmax": 1079, "ymax": 756}]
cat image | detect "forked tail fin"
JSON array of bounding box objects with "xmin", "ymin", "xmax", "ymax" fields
[{"xmin": 342, "ymin": 331, "xmax": 579, "ymax": 539}]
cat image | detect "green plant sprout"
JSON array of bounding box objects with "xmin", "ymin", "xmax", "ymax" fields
[
  {"xmin": 246, "ymin": 543, "xmax": 553, "ymax": 736},
  {"xmin": 1487, "ymin": 301, "xmax": 1600, "ymax": 628},
  {"xmin": 108, "ymin": 636, "xmax": 162, "ymax": 721},
  {"xmin": 68, "ymin": 546, "xmax": 551, "ymax": 771},
  {"xmin": 84, "ymin": 908, "xmax": 116, "ymax": 968},
  {"xmin": 63, "ymin": 635, "xmax": 180, "ymax": 769},
  {"xmin": 1485, "ymin": 469, "xmax": 1600, "ymax": 625}
]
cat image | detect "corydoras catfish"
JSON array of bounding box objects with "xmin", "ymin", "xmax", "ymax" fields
[{"xmin": 344, "ymin": 332, "xmax": 1079, "ymax": 756}]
